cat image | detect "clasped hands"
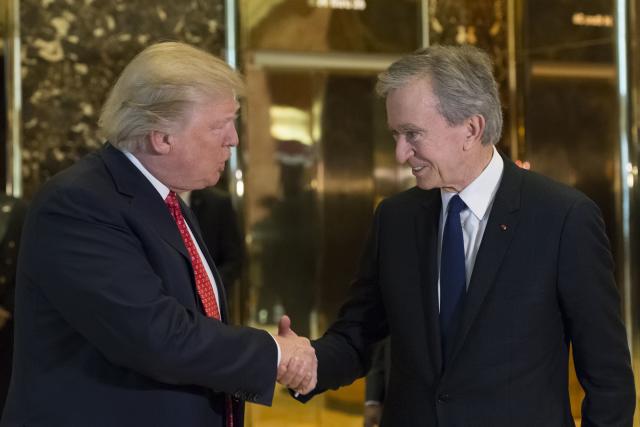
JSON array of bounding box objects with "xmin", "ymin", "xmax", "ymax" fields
[{"xmin": 274, "ymin": 315, "xmax": 317, "ymax": 395}]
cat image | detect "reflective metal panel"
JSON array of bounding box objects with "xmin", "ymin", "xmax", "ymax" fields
[
  {"xmin": 242, "ymin": 67, "xmax": 387, "ymax": 336},
  {"xmin": 240, "ymin": 0, "xmax": 420, "ymax": 54},
  {"xmin": 1, "ymin": 0, "xmax": 21, "ymax": 196},
  {"xmin": 428, "ymin": 0, "xmax": 512, "ymax": 155},
  {"xmin": 627, "ymin": 0, "xmax": 640, "ymax": 424},
  {"xmin": 517, "ymin": 0, "xmax": 619, "ymax": 260},
  {"xmin": 239, "ymin": 0, "xmax": 421, "ymax": 345},
  {"xmin": 244, "ymin": 70, "xmax": 322, "ymax": 337},
  {"xmin": 515, "ymin": 0, "xmax": 619, "ymax": 420}
]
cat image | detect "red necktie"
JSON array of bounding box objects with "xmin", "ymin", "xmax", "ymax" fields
[{"xmin": 165, "ymin": 191, "xmax": 234, "ymax": 427}]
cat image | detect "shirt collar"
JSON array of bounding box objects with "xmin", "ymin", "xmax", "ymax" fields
[
  {"xmin": 123, "ymin": 151, "xmax": 171, "ymax": 201},
  {"xmin": 440, "ymin": 146, "xmax": 504, "ymax": 220}
]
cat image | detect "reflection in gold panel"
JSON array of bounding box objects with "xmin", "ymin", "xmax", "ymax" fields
[
  {"xmin": 1, "ymin": 0, "xmax": 20, "ymax": 195},
  {"xmin": 627, "ymin": 0, "xmax": 640, "ymax": 426},
  {"xmin": 514, "ymin": 0, "xmax": 619, "ymax": 423},
  {"xmin": 628, "ymin": 0, "xmax": 640, "ymax": 425},
  {"xmin": 242, "ymin": 65, "xmax": 387, "ymax": 337},
  {"xmin": 239, "ymin": 3, "xmax": 421, "ymax": 426},
  {"xmin": 429, "ymin": 0, "xmax": 511, "ymax": 155},
  {"xmin": 238, "ymin": 0, "xmax": 640, "ymax": 425},
  {"xmin": 240, "ymin": 0, "xmax": 419, "ymax": 53}
]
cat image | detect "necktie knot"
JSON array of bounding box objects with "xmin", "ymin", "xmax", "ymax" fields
[
  {"xmin": 165, "ymin": 192, "xmax": 183, "ymax": 221},
  {"xmin": 165, "ymin": 191, "xmax": 179, "ymax": 209},
  {"xmin": 448, "ymin": 194, "xmax": 467, "ymax": 216}
]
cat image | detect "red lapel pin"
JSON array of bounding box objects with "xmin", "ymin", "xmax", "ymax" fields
[{"xmin": 500, "ymin": 224, "xmax": 508, "ymax": 231}]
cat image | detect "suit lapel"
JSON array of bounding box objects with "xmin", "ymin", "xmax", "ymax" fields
[
  {"xmin": 445, "ymin": 157, "xmax": 522, "ymax": 369},
  {"xmin": 416, "ymin": 190, "xmax": 444, "ymax": 374},
  {"xmin": 100, "ymin": 145, "xmax": 190, "ymax": 260},
  {"xmin": 99, "ymin": 143, "xmax": 191, "ymax": 261}
]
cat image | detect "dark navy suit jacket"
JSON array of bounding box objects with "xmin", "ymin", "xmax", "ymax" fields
[
  {"xmin": 1, "ymin": 143, "xmax": 277, "ymax": 427},
  {"xmin": 304, "ymin": 156, "xmax": 635, "ymax": 426}
]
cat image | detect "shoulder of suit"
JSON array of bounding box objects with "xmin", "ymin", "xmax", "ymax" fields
[
  {"xmin": 378, "ymin": 186, "xmax": 437, "ymax": 211},
  {"xmin": 29, "ymin": 151, "xmax": 120, "ymax": 216}
]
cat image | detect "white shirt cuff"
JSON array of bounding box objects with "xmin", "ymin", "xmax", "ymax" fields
[{"xmin": 270, "ymin": 334, "xmax": 281, "ymax": 366}]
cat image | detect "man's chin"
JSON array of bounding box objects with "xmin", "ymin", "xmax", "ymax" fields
[
  {"xmin": 415, "ymin": 179, "xmax": 438, "ymax": 190},
  {"xmin": 206, "ymin": 173, "xmax": 221, "ymax": 187}
]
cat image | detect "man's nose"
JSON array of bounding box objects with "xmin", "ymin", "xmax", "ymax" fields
[
  {"xmin": 395, "ymin": 138, "xmax": 412, "ymax": 164},
  {"xmin": 227, "ymin": 123, "xmax": 239, "ymax": 147}
]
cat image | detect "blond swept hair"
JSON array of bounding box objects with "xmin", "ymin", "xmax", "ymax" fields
[
  {"xmin": 376, "ymin": 44, "xmax": 503, "ymax": 146},
  {"xmin": 99, "ymin": 41, "xmax": 244, "ymax": 151}
]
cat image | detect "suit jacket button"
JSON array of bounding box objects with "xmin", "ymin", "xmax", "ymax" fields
[{"xmin": 438, "ymin": 393, "xmax": 450, "ymax": 402}]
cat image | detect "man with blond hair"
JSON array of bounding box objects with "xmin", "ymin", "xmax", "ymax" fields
[{"xmin": 1, "ymin": 42, "xmax": 315, "ymax": 427}]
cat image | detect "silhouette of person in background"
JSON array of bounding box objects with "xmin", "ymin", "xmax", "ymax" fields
[
  {"xmin": 182, "ymin": 187, "xmax": 245, "ymax": 296},
  {"xmin": 0, "ymin": 195, "xmax": 27, "ymax": 412},
  {"xmin": 255, "ymin": 140, "xmax": 319, "ymax": 337}
]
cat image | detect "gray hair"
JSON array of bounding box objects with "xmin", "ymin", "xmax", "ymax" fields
[
  {"xmin": 376, "ymin": 44, "xmax": 503, "ymax": 146},
  {"xmin": 99, "ymin": 42, "xmax": 245, "ymax": 152}
]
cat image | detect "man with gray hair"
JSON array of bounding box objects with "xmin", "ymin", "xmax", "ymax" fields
[
  {"xmin": 290, "ymin": 45, "xmax": 635, "ymax": 426},
  {"xmin": 1, "ymin": 42, "xmax": 316, "ymax": 427}
]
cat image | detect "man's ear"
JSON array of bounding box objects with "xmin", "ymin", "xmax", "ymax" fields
[
  {"xmin": 463, "ymin": 114, "xmax": 486, "ymax": 150},
  {"xmin": 149, "ymin": 130, "xmax": 172, "ymax": 155}
]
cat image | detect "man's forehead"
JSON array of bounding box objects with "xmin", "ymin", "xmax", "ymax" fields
[{"xmin": 202, "ymin": 95, "xmax": 239, "ymax": 112}]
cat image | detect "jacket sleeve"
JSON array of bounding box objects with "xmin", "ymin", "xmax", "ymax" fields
[{"xmin": 557, "ymin": 197, "xmax": 635, "ymax": 426}]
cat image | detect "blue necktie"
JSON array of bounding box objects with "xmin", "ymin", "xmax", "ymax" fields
[{"xmin": 440, "ymin": 195, "xmax": 467, "ymax": 359}]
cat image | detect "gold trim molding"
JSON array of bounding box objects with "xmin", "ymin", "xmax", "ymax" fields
[{"xmin": 3, "ymin": 0, "xmax": 21, "ymax": 197}]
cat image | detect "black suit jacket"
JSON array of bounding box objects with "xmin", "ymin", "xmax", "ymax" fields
[
  {"xmin": 1, "ymin": 144, "xmax": 277, "ymax": 427},
  {"xmin": 306, "ymin": 157, "xmax": 635, "ymax": 426}
]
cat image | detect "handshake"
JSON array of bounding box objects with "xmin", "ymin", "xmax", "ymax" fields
[{"xmin": 273, "ymin": 315, "xmax": 317, "ymax": 396}]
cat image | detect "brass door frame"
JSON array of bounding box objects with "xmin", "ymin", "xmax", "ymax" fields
[
  {"xmin": 615, "ymin": 0, "xmax": 634, "ymax": 355},
  {"xmin": 2, "ymin": 0, "xmax": 21, "ymax": 197}
]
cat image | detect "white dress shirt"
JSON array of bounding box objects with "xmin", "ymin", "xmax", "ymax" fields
[{"xmin": 438, "ymin": 147, "xmax": 504, "ymax": 308}]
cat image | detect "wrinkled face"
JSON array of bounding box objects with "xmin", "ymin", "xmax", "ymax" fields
[
  {"xmin": 168, "ymin": 95, "xmax": 239, "ymax": 191},
  {"xmin": 386, "ymin": 78, "xmax": 469, "ymax": 192}
]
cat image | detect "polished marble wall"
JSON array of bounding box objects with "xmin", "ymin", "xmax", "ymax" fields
[{"xmin": 20, "ymin": 0, "xmax": 225, "ymax": 197}]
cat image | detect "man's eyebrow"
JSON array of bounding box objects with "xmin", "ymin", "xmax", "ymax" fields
[{"xmin": 391, "ymin": 124, "xmax": 424, "ymax": 132}]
